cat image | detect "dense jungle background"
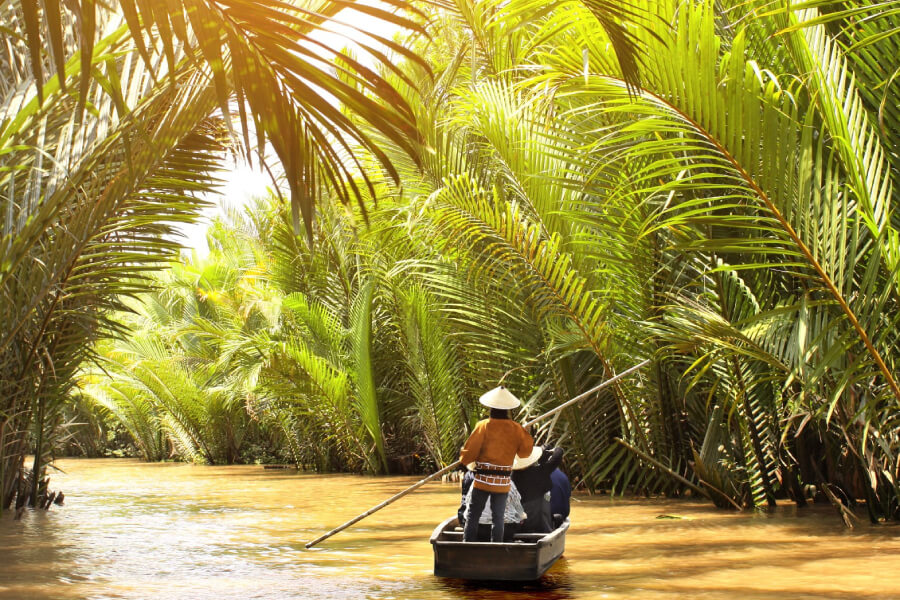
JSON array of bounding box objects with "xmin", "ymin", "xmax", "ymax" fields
[{"xmin": 2, "ymin": 0, "xmax": 899, "ymax": 525}]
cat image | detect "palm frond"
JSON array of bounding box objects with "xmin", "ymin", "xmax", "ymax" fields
[{"xmin": 9, "ymin": 0, "xmax": 427, "ymax": 236}]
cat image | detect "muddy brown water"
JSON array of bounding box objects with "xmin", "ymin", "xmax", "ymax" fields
[{"xmin": 1, "ymin": 459, "xmax": 899, "ymax": 599}]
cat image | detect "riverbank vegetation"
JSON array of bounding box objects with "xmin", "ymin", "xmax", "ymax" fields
[{"xmin": 3, "ymin": 0, "xmax": 898, "ymax": 524}]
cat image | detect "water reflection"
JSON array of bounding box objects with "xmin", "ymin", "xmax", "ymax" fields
[
  {"xmin": 439, "ymin": 559, "xmax": 574, "ymax": 600},
  {"xmin": 2, "ymin": 459, "xmax": 900, "ymax": 600}
]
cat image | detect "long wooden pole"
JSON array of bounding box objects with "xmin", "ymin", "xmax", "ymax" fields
[{"xmin": 304, "ymin": 359, "xmax": 650, "ymax": 548}]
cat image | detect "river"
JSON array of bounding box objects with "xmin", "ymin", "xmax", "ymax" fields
[{"xmin": 1, "ymin": 459, "xmax": 899, "ymax": 599}]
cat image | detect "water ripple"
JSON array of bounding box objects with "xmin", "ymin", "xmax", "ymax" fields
[{"xmin": 2, "ymin": 459, "xmax": 900, "ymax": 599}]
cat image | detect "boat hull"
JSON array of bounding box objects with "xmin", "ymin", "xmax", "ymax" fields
[{"xmin": 430, "ymin": 516, "xmax": 569, "ymax": 581}]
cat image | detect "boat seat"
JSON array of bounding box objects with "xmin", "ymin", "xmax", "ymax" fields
[
  {"xmin": 441, "ymin": 529, "xmax": 544, "ymax": 543},
  {"xmin": 511, "ymin": 533, "xmax": 546, "ymax": 542}
]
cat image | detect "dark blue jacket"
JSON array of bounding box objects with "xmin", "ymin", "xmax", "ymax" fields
[{"xmin": 550, "ymin": 468, "xmax": 571, "ymax": 518}]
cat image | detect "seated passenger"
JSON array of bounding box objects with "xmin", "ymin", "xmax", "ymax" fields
[
  {"xmin": 550, "ymin": 466, "xmax": 571, "ymax": 527},
  {"xmin": 511, "ymin": 446, "xmax": 564, "ymax": 533}
]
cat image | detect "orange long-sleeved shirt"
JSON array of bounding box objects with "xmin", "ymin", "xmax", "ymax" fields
[{"xmin": 459, "ymin": 418, "xmax": 533, "ymax": 493}]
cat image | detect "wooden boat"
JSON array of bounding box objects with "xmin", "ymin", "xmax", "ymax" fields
[{"xmin": 429, "ymin": 516, "xmax": 569, "ymax": 581}]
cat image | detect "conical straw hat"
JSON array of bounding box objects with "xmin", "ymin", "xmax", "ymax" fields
[
  {"xmin": 513, "ymin": 446, "xmax": 543, "ymax": 470},
  {"xmin": 479, "ymin": 386, "xmax": 521, "ymax": 410}
]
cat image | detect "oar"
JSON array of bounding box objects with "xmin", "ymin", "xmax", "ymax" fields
[{"xmin": 304, "ymin": 359, "xmax": 650, "ymax": 548}]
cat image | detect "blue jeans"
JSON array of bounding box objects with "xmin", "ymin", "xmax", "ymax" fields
[{"xmin": 464, "ymin": 487, "xmax": 508, "ymax": 542}]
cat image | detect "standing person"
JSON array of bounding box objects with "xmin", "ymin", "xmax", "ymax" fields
[
  {"xmin": 458, "ymin": 471, "xmax": 527, "ymax": 540},
  {"xmin": 459, "ymin": 386, "xmax": 534, "ymax": 543},
  {"xmin": 512, "ymin": 446, "xmax": 564, "ymax": 533}
]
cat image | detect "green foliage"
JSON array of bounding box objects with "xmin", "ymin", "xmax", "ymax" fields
[
  {"xmin": 341, "ymin": 0, "xmax": 900, "ymax": 518},
  {"xmin": 1, "ymin": 0, "xmax": 427, "ymax": 510},
  {"xmin": 395, "ymin": 284, "xmax": 466, "ymax": 467},
  {"xmin": 4, "ymin": 0, "xmax": 899, "ymax": 525},
  {"xmin": 77, "ymin": 243, "xmax": 280, "ymax": 466},
  {"xmin": 0, "ymin": 12, "xmax": 225, "ymax": 505}
]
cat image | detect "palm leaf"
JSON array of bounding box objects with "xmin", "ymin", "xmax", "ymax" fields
[
  {"xmin": 349, "ymin": 278, "xmax": 387, "ymax": 473},
  {"xmin": 9, "ymin": 0, "xmax": 427, "ymax": 236}
]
